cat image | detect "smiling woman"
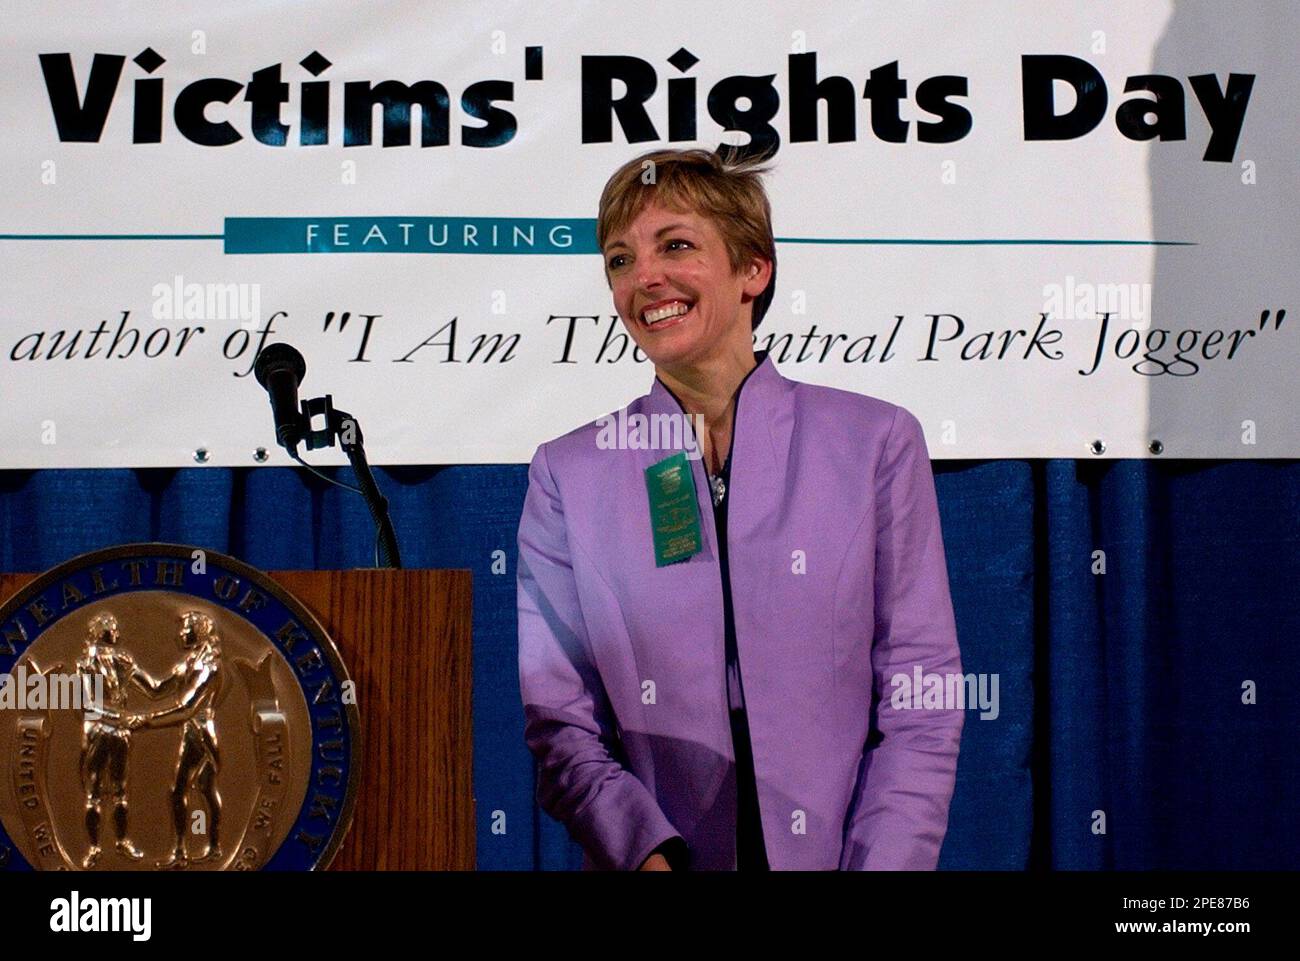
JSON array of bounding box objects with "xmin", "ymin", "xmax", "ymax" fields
[
  {"xmin": 516, "ymin": 147, "xmax": 964, "ymax": 872},
  {"xmin": 595, "ymin": 150, "xmax": 777, "ymax": 473},
  {"xmin": 598, "ymin": 150, "xmax": 777, "ymax": 323}
]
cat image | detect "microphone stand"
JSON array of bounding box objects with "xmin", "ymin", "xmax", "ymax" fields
[{"xmin": 297, "ymin": 394, "xmax": 402, "ymax": 569}]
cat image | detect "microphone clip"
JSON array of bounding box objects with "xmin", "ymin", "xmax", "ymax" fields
[{"xmin": 299, "ymin": 394, "xmax": 362, "ymax": 452}]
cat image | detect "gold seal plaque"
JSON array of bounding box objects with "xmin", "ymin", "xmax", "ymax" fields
[{"xmin": 0, "ymin": 544, "xmax": 359, "ymax": 871}]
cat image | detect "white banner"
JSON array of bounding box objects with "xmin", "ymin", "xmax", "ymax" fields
[{"xmin": 2, "ymin": 0, "xmax": 1296, "ymax": 466}]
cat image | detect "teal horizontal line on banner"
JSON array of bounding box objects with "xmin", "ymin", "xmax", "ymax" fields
[
  {"xmin": 0, "ymin": 234, "xmax": 222, "ymax": 240},
  {"xmin": 0, "ymin": 229, "xmax": 1195, "ymax": 249},
  {"xmin": 223, "ymin": 217, "xmax": 599, "ymax": 254},
  {"xmin": 777, "ymin": 237, "xmax": 1196, "ymax": 246}
]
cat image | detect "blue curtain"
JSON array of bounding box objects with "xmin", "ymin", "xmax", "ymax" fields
[{"xmin": 1, "ymin": 459, "xmax": 1296, "ymax": 869}]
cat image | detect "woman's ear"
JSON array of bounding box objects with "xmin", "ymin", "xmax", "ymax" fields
[{"xmin": 742, "ymin": 257, "xmax": 774, "ymax": 298}]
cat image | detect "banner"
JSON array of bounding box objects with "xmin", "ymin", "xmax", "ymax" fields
[{"xmin": 2, "ymin": 0, "xmax": 1295, "ymax": 465}]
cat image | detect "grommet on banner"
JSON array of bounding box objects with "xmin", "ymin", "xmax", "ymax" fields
[
  {"xmin": 253, "ymin": 446, "xmax": 269, "ymax": 463},
  {"xmin": 1149, "ymin": 439, "xmax": 1164, "ymax": 455},
  {"xmin": 1089, "ymin": 439, "xmax": 1106, "ymax": 455},
  {"xmin": 193, "ymin": 447, "xmax": 210, "ymax": 464}
]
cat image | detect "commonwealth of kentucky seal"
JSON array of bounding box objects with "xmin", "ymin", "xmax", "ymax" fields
[{"xmin": 0, "ymin": 544, "xmax": 358, "ymax": 871}]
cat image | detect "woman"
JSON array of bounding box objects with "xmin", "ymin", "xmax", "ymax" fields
[{"xmin": 517, "ymin": 148, "xmax": 963, "ymax": 871}]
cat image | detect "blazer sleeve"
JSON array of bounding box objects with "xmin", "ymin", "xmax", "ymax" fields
[
  {"xmin": 839, "ymin": 405, "xmax": 965, "ymax": 870},
  {"xmin": 516, "ymin": 441, "xmax": 686, "ymax": 870}
]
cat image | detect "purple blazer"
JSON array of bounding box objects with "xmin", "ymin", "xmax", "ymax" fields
[{"xmin": 517, "ymin": 352, "xmax": 964, "ymax": 870}]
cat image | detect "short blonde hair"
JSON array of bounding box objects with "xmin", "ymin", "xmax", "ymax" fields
[{"xmin": 597, "ymin": 147, "xmax": 777, "ymax": 329}]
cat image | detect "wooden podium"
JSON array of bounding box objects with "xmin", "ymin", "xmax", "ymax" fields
[{"xmin": 0, "ymin": 568, "xmax": 475, "ymax": 871}]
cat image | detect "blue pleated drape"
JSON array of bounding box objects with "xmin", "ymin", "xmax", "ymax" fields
[{"xmin": 1, "ymin": 459, "xmax": 1296, "ymax": 870}]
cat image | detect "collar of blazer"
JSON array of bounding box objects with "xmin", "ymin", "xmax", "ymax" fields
[{"xmin": 640, "ymin": 349, "xmax": 788, "ymax": 527}]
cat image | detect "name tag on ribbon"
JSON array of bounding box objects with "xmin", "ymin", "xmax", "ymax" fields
[{"xmin": 644, "ymin": 450, "xmax": 704, "ymax": 566}]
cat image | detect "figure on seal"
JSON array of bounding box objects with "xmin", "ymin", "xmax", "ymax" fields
[
  {"xmin": 75, "ymin": 611, "xmax": 177, "ymax": 869},
  {"xmin": 143, "ymin": 610, "xmax": 225, "ymax": 868}
]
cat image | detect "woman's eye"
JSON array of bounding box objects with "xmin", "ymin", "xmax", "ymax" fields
[
  {"xmin": 666, "ymin": 239, "xmax": 692, "ymax": 252},
  {"xmin": 607, "ymin": 254, "xmax": 626, "ymax": 269}
]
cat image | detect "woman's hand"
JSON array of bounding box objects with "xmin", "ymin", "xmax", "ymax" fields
[{"xmin": 638, "ymin": 852, "xmax": 672, "ymax": 871}]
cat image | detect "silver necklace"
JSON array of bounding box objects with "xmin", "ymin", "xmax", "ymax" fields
[{"xmin": 708, "ymin": 471, "xmax": 726, "ymax": 507}]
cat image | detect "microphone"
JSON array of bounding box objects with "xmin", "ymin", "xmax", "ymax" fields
[
  {"xmin": 251, "ymin": 341, "xmax": 403, "ymax": 567},
  {"xmin": 253, "ymin": 342, "xmax": 307, "ymax": 454}
]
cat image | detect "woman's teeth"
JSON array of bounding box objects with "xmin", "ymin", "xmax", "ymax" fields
[{"xmin": 643, "ymin": 302, "xmax": 692, "ymax": 326}]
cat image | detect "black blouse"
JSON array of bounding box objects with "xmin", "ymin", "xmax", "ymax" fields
[
  {"xmin": 711, "ymin": 448, "xmax": 770, "ymax": 871},
  {"xmin": 646, "ymin": 355, "xmax": 772, "ymax": 872}
]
